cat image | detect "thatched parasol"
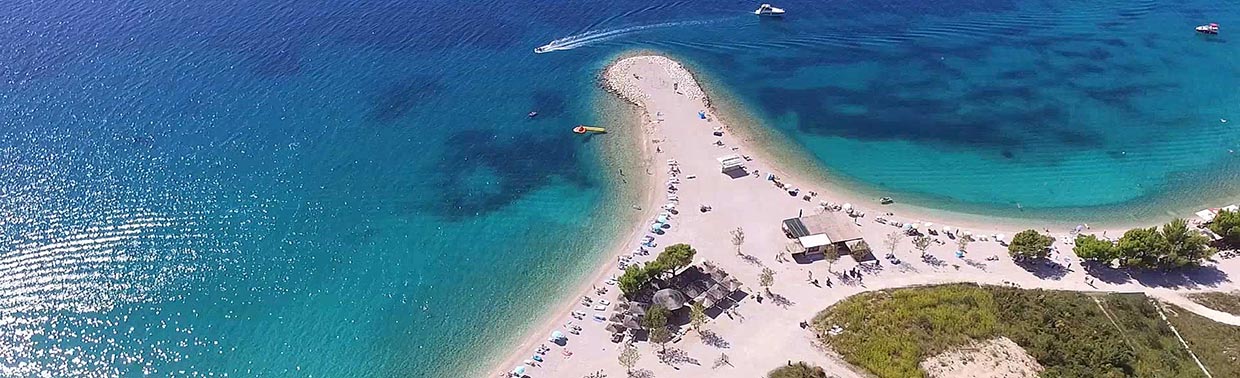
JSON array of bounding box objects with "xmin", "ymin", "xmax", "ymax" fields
[
  {"xmin": 605, "ymin": 322, "xmax": 627, "ymax": 333},
  {"xmin": 652, "ymin": 288, "xmax": 689, "ymax": 311}
]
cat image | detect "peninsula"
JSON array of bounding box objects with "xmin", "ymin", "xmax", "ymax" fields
[{"xmin": 489, "ymin": 55, "xmax": 1240, "ymax": 378}]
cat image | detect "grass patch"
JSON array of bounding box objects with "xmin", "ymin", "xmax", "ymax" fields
[
  {"xmin": 1185, "ymin": 291, "xmax": 1240, "ymax": 316},
  {"xmin": 1163, "ymin": 304, "xmax": 1240, "ymax": 377},
  {"xmin": 813, "ymin": 284, "xmax": 1225, "ymax": 378}
]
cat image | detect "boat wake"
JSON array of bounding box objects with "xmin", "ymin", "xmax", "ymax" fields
[{"xmin": 534, "ymin": 19, "xmax": 725, "ymax": 54}]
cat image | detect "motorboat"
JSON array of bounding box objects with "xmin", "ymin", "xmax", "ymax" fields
[
  {"xmin": 754, "ymin": 3, "xmax": 785, "ymax": 16},
  {"xmin": 527, "ymin": 111, "xmax": 538, "ymax": 118},
  {"xmin": 534, "ymin": 46, "xmax": 550, "ymax": 54},
  {"xmin": 1196, "ymin": 23, "xmax": 1219, "ymax": 35}
]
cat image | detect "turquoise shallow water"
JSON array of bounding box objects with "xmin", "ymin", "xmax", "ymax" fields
[{"xmin": 1, "ymin": 0, "xmax": 1239, "ymax": 377}]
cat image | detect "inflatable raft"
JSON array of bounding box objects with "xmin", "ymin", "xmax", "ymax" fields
[{"xmin": 573, "ymin": 125, "xmax": 606, "ymax": 134}]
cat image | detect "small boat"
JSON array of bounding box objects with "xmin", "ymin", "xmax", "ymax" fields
[
  {"xmin": 534, "ymin": 46, "xmax": 550, "ymax": 54},
  {"xmin": 1196, "ymin": 23, "xmax": 1219, "ymax": 35},
  {"xmin": 573, "ymin": 125, "xmax": 606, "ymax": 134},
  {"xmin": 879, "ymin": 196, "xmax": 894, "ymax": 205},
  {"xmin": 528, "ymin": 111, "xmax": 538, "ymax": 118},
  {"xmin": 754, "ymin": 3, "xmax": 785, "ymax": 16}
]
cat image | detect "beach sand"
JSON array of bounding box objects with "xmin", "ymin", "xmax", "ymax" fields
[{"xmin": 487, "ymin": 55, "xmax": 1240, "ymax": 378}]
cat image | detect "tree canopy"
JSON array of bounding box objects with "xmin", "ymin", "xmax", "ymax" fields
[
  {"xmin": 643, "ymin": 304, "xmax": 669, "ymax": 329},
  {"xmin": 759, "ymin": 267, "xmax": 775, "ymax": 293},
  {"xmin": 618, "ymin": 243, "xmax": 698, "ymax": 298},
  {"xmin": 1007, "ymin": 230, "xmax": 1052, "ymax": 260},
  {"xmin": 689, "ymin": 302, "xmax": 707, "ymax": 332},
  {"xmin": 1209, "ymin": 210, "xmax": 1240, "ymax": 248},
  {"xmin": 1077, "ymin": 219, "xmax": 1214, "ymax": 269},
  {"xmin": 1073, "ymin": 234, "xmax": 1117, "ymax": 263},
  {"xmin": 618, "ymin": 264, "xmax": 651, "ymax": 297},
  {"xmin": 655, "ymin": 243, "xmax": 696, "ymax": 274},
  {"xmin": 1116, "ymin": 227, "xmax": 1166, "ymax": 268},
  {"xmin": 618, "ymin": 345, "xmax": 640, "ymax": 372},
  {"xmin": 1160, "ymin": 218, "xmax": 1212, "ymax": 268}
]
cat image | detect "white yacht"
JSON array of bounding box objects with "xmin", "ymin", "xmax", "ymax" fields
[{"xmin": 754, "ymin": 3, "xmax": 785, "ymax": 16}]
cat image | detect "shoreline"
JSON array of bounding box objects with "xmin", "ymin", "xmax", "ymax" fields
[
  {"xmin": 484, "ymin": 52, "xmax": 667, "ymax": 378},
  {"xmin": 679, "ymin": 58, "xmax": 1238, "ymax": 232},
  {"xmin": 486, "ymin": 53, "xmax": 1239, "ymax": 378}
]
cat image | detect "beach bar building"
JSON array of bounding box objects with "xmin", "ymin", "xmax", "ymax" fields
[{"xmin": 782, "ymin": 213, "xmax": 868, "ymax": 258}]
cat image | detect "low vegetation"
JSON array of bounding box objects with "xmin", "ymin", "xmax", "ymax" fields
[
  {"xmin": 768, "ymin": 361, "xmax": 829, "ymax": 378},
  {"xmin": 1074, "ymin": 219, "xmax": 1214, "ymax": 269},
  {"xmin": 1186, "ymin": 291, "xmax": 1240, "ymax": 316},
  {"xmin": 1162, "ymin": 304, "xmax": 1240, "ymax": 378},
  {"xmin": 813, "ymin": 284, "xmax": 1236, "ymax": 378},
  {"xmin": 619, "ymin": 243, "xmax": 697, "ymax": 297}
]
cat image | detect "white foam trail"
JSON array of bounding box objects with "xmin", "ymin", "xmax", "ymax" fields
[{"xmin": 535, "ymin": 18, "xmax": 727, "ymax": 54}]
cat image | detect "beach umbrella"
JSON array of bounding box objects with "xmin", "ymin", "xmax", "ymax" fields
[
  {"xmin": 903, "ymin": 223, "xmax": 913, "ymax": 230},
  {"xmin": 842, "ymin": 203, "xmax": 853, "ymax": 210},
  {"xmin": 911, "ymin": 223, "xmax": 920, "ymax": 230},
  {"xmin": 512, "ymin": 366, "xmax": 526, "ymax": 376},
  {"xmin": 995, "ymin": 234, "xmax": 1005, "ymax": 241},
  {"xmin": 942, "ymin": 226, "xmax": 953, "ymax": 234},
  {"xmin": 551, "ymin": 330, "xmax": 565, "ymax": 340}
]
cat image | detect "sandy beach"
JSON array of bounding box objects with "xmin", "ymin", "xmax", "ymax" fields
[{"xmin": 487, "ymin": 54, "xmax": 1240, "ymax": 378}]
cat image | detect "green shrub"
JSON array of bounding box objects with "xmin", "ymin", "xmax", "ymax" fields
[{"xmin": 768, "ymin": 361, "xmax": 828, "ymax": 378}]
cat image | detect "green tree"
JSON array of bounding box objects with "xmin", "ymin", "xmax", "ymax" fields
[
  {"xmin": 689, "ymin": 302, "xmax": 707, "ymax": 333},
  {"xmin": 1160, "ymin": 218, "xmax": 1213, "ymax": 268},
  {"xmin": 1208, "ymin": 210, "xmax": 1240, "ymax": 247},
  {"xmin": 1008, "ymin": 229, "xmax": 1053, "ymax": 260},
  {"xmin": 619, "ymin": 265, "xmax": 650, "ymax": 297},
  {"xmin": 759, "ymin": 267, "xmax": 775, "ymax": 295},
  {"xmin": 618, "ymin": 345, "xmax": 640, "ymax": 373},
  {"xmin": 1116, "ymin": 227, "xmax": 1166, "ymax": 268},
  {"xmin": 1074, "ymin": 234, "xmax": 1117, "ymax": 263},
  {"xmin": 768, "ymin": 361, "xmax": 828, "ymax": 378},
  {"xmin": 649, "ymin": 327, "xmax": 672, "ymax": 352},
  {"xmin": 653, "ymin": 243, "xmax": 697, "ymax": 276},
  {"xmin": 912, "ymin": 235, "xmax": 932, "ymax": 257},
  {"xmin": 643, "ymin": 305, "xmax": 669, "ymax": 329}
]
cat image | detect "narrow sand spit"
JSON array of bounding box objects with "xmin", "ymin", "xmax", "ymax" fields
[{"xmin": 486, "ymin": 55, "xmax": 1240, "ymax": 378}]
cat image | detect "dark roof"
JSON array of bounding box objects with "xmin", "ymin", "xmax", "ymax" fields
[
  {"xmin": 783, "ymin": 218, "xmax": 811, "ymax": 238},
  {"xmin": 783, "ymin": 213, "xmax": 864, "ymax": 243}
]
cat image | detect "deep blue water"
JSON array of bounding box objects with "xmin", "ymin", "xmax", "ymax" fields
[{"xmin": 1, "ymin": 0, "xmax": 1238, "ymax": 376}]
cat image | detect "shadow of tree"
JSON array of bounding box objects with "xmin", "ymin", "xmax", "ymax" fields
[
  {"xmin": 1015, "ymin": 257, "xmax": 1069, "ymax": 280},
  {"xmin": 1083, "ymin": 260, "xmax": 1131, "ymax": 284},
  {"xmin": 769, "ymin": 292, "xmax": 796, "ymax": 308},
  {"xmin": 699, "ymin": 329, "xmax": 731, "ymax": 348},
  {"xmin": 1127, "ymin": 265, "xmax": 1230, "ymax": 289},
  {"xmin": 739, "ymin": 254, "xmax": 763, "ymax": 266}
]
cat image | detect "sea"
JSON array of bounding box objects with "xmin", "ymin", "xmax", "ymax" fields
[{"xmin": 1, "ymin": 0, "xmax": 1237, "ymax": 376}]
